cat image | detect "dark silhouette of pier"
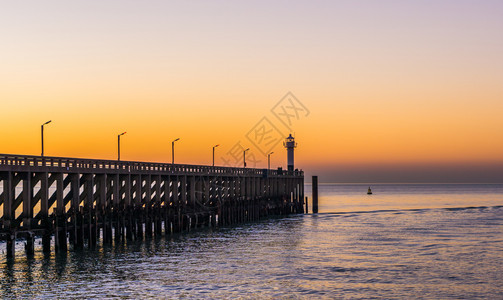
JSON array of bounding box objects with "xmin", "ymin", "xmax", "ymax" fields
[{"xmin": 0, "ymin": 154, "xmax": 304, "ymax": 258}]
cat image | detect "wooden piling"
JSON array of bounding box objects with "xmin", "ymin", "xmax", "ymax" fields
[
  {"xmin": 25, "ymin": 232, "xmax": 35, "ymax": 256},
  {"xmin": 312, "ymin": 176, "xmax": 318, "ymax": 213},
  {"xmin": 6, "ymin": 234, "xmax": 15, "ymax": 258}
]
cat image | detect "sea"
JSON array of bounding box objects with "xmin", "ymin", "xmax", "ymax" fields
[{"xmin": 1, "ymin": 183, "xmax": 502, "ymax": 299}]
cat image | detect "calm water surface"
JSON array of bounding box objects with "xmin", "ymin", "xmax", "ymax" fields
[{"xmin": 1, "ymin": 184, "xmax": 502, "ymax": 299}]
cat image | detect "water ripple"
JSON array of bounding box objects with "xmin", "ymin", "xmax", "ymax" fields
[{"xmin": 0, "ymin": 185, "xmax": 502, "ymax": 299}]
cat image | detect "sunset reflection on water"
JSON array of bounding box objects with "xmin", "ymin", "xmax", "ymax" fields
[{"xmin": 1, "ymin": 184, "xmax": 502, "ymax": 298}]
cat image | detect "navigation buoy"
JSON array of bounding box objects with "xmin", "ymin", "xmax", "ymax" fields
[{"xmin": 367, "ymin": 187, "xmax": 372, "ymax": 195}]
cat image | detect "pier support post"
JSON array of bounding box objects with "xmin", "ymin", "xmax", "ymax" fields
[
  {"xmin": 312, "ymin": 176, "xmax": 318, "ymax": 214},
  {"xmin": 126, "ymin": 206, "xmax": 134, "ymax": 240},
  {"xmin": 55, "ymin": 214, "xmax": 68, "ymax": 253},
  {"xmin": 6, "ymin": 234, "xmax": 15, "ymax": 258},
  {"xmin": 76, "ymin": 207, "xmax": 84, "ymax": 249},
  {"xmin": 42, "ymin": 230, "xmax": 52, "ymax": 253},
  {"xmin": 25, "ymin": 232, "xmax": 35, "ymax": 256}
]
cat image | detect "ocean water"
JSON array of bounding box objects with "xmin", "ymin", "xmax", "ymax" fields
[{"xmin": 1, "ymin": 184, "xmax": 502, "ymax": 299}]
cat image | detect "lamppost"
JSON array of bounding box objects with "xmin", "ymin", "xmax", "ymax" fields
[
  {"xmin": 172, "ymin": 138, "xmax": 180, "ymax": 164},
  {"xmin": 212, "ymin": 144, "xmax": 219, "ymax": 166},
  {"xmin": 118, "ymin": 132, "xmax": 126, "ymax": 161},
  {"xmin": 243, "ymin": 148, "xmax": 250, "ymax": 168},
  {"xmin": 268, "ymin": 151, "xmax": 274, "ymax": 170},
  {"xmin": 41, "ymin": 120, "xmax": 52, "ymax": 157}
]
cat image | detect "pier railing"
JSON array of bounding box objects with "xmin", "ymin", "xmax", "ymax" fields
[{"xmin": 0, "ymin": 153, "xmax": 303, "ymax": 177}]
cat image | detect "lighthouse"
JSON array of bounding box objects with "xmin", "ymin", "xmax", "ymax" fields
[{"xmin": 283, "ymin": 134, "xmax": 297, "ymax": 171}]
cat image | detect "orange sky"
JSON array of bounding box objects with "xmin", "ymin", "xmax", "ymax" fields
[{"xmin": 1, "ymin": 1, "xmax": 502, "ymax": 182}]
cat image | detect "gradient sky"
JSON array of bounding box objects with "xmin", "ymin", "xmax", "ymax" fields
[{"xmin": 1, "ymin": 1, "xmax": 502, "ymax": 183}]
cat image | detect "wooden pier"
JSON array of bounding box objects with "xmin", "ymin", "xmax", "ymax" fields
[{"xmin": 0, "ymin": 154, "xmax": 304, "ymax": 258}]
